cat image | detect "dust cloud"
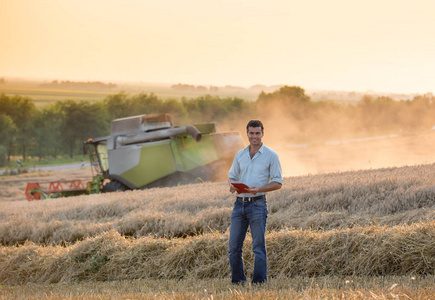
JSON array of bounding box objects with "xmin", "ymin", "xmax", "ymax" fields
[
  {"xmin": 271, "ymin": 133, "xmax": 435, "ymax": 177},
  {"xmin": 224, "ymin": 104, "xmax": 435, "ymax": 178}
]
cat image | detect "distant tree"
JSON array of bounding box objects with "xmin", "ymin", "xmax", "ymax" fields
[
  {"xmin": 104, "ymin": 92, "xmax": 130, "ymax": 120},
  {"xmin": 257, "ymin": 85, "xmax": 310, "ymax": 105},
  {"xmin": 32, "ymin": 105, "xmax": 64, "ymax": 160},
  {"xmin": 412, "ymin": 94, "xmax": 433, "ymax": 107},
  {"xmin": 357, "ymin": 95, "xmax": 401, "ymax": 132},
  {"xmin": 0, "ymin": 114, "xmax": 14, "ymax": 143},
  {"xmin": 196, "ymin": 86, "xmax": 207, "ymax": 92},
  {"xmin": 0, "ymin": 114, "xmax": 15, "ymax": 166},
  {"xmin": 57, "ymin": 100, "xmax": 108, "ymax": 158},
  {"xmin": 403, "ymin": 94, "xmax": 435, "ymax": 130},
  {"xmin": 129, "ymin": 93, "xmax": 162, "ymax": 115},
  {"xmin": 181, "ymin": 95, "xmax": 251, "ymax": 124},
  {"xmin": 171, "ymin": 84, "xmax": 196, "ymax": 91},
  {"xmin": 182, "ymin": 95, "xmax": 221, "ymax": 122},
  {"xmin": 40, "ymin": 80, "xmax": 117, "ymax": 89},
  {"xmin": 160, "ymin": 98, "xmax": 188, "ymax": 123},
  {"xmin": 256, "ymin": 85, "xmax": 311, "ymax": 124},
  {"xmin": 0, "ymin": 94, "xmax": 36, "ymax": 161}
]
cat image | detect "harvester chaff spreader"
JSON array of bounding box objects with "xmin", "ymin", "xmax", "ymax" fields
[{"xmin": 25, "ymin": 114, "xmax": 244, "ymax": 200}]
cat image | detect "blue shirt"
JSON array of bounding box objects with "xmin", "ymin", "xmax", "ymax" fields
[{"xmin": 228, "ymin": 144, "xmax": 283, "ymax": 197}]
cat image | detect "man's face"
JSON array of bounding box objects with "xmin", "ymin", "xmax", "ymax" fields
[{"xmin": 247, "ymin": 126, "xmax": 264, "ymax": 147}]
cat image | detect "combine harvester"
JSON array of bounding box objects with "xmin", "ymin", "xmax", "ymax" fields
[{"xmin": 26, "ymin": 114, "xmax": 244, "ymax": 201}]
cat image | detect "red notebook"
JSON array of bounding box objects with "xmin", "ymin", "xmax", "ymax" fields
[{"xmin": 231, "ymin": 182, "xmax": 251, "ymax": 194}]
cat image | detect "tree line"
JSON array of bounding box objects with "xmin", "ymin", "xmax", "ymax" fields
[
  {"xmin": 1, "ymin": 86, "xmax": 434, "ymax": 167},
  {"xmin": 40, "ymin": 80, "xmax": 117, "ymax": 89}
]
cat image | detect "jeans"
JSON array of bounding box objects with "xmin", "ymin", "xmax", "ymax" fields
[{"xmin": 228, "ymin": 197, "xmax": 268, "ymax": 284}]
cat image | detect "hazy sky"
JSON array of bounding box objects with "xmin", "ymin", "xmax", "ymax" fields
[{"xmin": 1, "ymin": 0, "xmax": 435, "ymax": 93}]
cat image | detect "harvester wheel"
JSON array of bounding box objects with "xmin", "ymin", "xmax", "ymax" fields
[{"xmin": 102, "ymin": 181, "xmax": 126, "ymax": 193}]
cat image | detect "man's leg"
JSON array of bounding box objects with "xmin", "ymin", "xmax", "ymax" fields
[
  {"xmin": 229, "ymin": 201, "xmax": 249, "ymax": 284},
  {"xmin": 249, "ymin": 198, "xmax": 268, "ymax": 284}
]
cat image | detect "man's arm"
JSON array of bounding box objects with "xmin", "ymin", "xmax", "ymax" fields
[
  {"xmin": 228, "ymin": 152, "xmax": 240, "ymax": 193},
  {"xmin": 248, "ymin": 181, "xmax": 282, "ymax": 195},
  {"xmin": 228, "ymin": 178, "xmax": 238, "ymax": 193}
]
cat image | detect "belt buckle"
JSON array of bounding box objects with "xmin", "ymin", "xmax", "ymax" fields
[{"xmin": 238, "ymin": 196, "xmax": 253, "ymax": 202}]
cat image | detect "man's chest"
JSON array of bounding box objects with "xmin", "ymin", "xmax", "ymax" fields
[{"xmin": 239, "ymin": 156, "xmax": 270, "ymax": 174}]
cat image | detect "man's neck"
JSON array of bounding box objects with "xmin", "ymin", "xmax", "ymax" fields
[
  {"xmin": 249, "ymin": 143, "xmax": 262, "ymax": 158},
  {"xmin": 249, "ymin": 143, "xmax": 262, "ymax": 152}
]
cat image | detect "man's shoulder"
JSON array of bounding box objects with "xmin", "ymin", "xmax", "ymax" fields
[
  {"xmin": 261, "ymin": 144, "xmax": 279, "ymax": 157},
  {"xmin": 235, "ymin": 146, "xmax": 249, "ymax": 156}
]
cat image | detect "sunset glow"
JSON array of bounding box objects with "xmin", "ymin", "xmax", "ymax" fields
[{"xmin": 1, "ymin": 0, "xmax": 435, "ymax": 93}]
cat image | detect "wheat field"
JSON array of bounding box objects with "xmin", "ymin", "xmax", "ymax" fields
[{"xmin": 0, "ymin": 159, "xmax": 434, "ymax": 298}]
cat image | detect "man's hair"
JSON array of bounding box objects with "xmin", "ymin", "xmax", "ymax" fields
[{"xmin": 246, "ymin": 120, "xmax": 264, "ymax": 132}]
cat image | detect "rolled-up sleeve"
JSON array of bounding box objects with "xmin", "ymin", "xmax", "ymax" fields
[
  {"xmin": 228, "ymin": 152, "xmax": 241, "ymax": 181},
  {"xmin": 269, "ymin": 153, "xmax": 283, "ymax": 184}
]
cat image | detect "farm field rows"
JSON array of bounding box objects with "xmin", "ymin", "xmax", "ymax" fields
[
  {"xmin": 0, "ymin": 84, "xmax": 115, "ymax": 105},
  {"xmin": 0, "ymin": 81, "xmax": 259, "ymax": 106}
]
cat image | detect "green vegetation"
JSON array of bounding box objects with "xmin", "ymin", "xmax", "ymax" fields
[
  {"xmin": 1, "ymin": 85, "xmax": 435, "ymax": 167},
  {"xmin": 0, "ymin": 155, "xmax": 88, "ymax": 177},
  {"xmin": 18, "ymin": 155, "xmax": 88, "ymax": 167}
]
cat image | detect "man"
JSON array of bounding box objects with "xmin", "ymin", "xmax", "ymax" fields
[{"xmin": 228, "ymin": 120, "xmax": 283, "ymax": 284}]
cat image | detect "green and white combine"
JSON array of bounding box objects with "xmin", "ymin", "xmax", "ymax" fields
[
  {"xmin": 85, "ymin": 114, "xmax": 244, "ymax": 193},
  {"xmin": 26, "ymin": 114, "xmax": 244, "ymax": 200}
]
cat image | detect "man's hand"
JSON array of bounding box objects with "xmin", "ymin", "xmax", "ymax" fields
[
  {"xmin": 247, "ymin": 186, "xmax": 261, "ymax": 195},
  {"xmin": 249, "ymin": 182, "xmax": 282, "ymax": 195},
  {"xmin": 228, "ymin": 179, "xmax": 238, "ymax": 193}
]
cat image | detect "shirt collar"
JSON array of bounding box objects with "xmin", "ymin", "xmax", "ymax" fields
[
  {"xmin": 245, "ymin": 143, "xmax": 264, "ymax": 153},
  {"xmin": 258, "ymin": 143, "xmax": 264, "ymax": 153}
]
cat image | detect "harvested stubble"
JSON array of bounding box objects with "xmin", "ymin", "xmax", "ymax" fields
[
  {"xmin": 1, "ymin": 276, "xmax": 435, "ymax": 299},
  {"xmin": 0, "ymin": 220, "xmax": 434, "ymax": 285},
  {"xmin": 1, "ymin": 164, "xmax": 434, "ymax": 246},
  {"xmin": 0, "ymin": 163, "xmax": 434, "ymax": 285}
]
